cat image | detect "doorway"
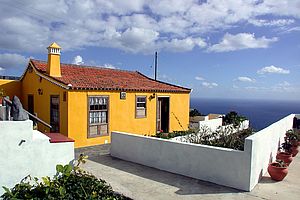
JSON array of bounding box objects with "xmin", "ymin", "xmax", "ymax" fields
[
  {"xmin": 28, "ymin": 95, "xmax": 34, "ymax": 115},
  {"xmin": 50, "ymin": 95, "xmax": 60, "ymax": 133},
  {"xmin": 157, "ymin": 97, "xmax": 170, "ymax": 133},
  {"xmin": 28, "ymin": 95, "xmax": 35, "ymax": 124}
]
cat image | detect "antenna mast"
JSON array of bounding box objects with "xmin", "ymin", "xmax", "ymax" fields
[{"xmin": 154, "ymin": 51, "xmax": 158, "ymax": 80}]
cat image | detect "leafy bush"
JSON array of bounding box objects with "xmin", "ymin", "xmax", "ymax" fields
[
  {"xmin": 222, "ymin": 111, "xmax": 247, "ymax": 127},
  {"xmin": 155, "ymin": 130, "xmax": 195, "ymax": 139},
  {"xmin": 1, "ymin": 155, "xmax": 131, "ymax": 200},
  {"xmin": 196, "ymin": 127, "xmax": 254, "ymax": 151},
  {"xmin": 155, "ymin": 126, "xmax": 254, "ymax": 151},
  {"xmin": 189, "ymin": 109, "xmax": 202, "ymax": 117}
]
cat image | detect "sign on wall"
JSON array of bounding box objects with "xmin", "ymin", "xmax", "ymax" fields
[{"xmin": 120, "ymin": 92, "xmax": 126, "ymax": 100}]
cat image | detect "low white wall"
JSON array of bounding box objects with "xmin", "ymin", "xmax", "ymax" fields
[
  {"xmin": 111, "ymin": 131, "xmax": 252, "ymax": 191},
  {"xmin": 111, "ymin": 114, "xmax": 296, "ymax": 191},
  {"xmin": 221, "ymin": 120, "xmax": 250, "ymax": 133},
  {"xmin": 0, "ymin": 120, "xmax": 74, "ymax": 195},
  {"xmin": 246, "ymin": 114, "xmax": 295, "ymax": 190},
  {"xmin": 199, "ymin": 118, "xmax": 222, "ymax": 132}
]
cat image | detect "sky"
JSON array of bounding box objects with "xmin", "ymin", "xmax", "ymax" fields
[{"xmin": 0, "ymin": 0, "xmax": 300, "ymax": 100}]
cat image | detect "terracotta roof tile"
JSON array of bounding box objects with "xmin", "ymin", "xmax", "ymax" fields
[{"xmin": 30, "ymin": 59, "xmax": 190, "ymax": 93}]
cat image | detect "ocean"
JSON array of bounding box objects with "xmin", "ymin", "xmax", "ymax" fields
[{"xmin": 190, "ymin": 98, "xmax": 300, "ymax": 131}]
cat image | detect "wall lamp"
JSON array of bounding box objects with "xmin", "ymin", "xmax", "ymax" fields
[
  {"xmin": 149, "ymin": 93, "xmax": 155, "ymax": 100},
  {"xmin": 38, "ymin": 88, "xmax": 43, "ymax": 95}
]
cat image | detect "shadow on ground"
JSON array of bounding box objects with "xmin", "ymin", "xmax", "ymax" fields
[{"xmin": 75, "ymin": 144, "xmax": 244, "ymax": 196}]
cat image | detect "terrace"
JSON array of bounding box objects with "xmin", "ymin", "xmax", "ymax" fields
[{"xmin": 76, "ymin": 144, "xmax": 300, "ymax": 200}]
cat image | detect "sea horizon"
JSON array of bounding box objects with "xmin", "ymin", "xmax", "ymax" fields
[{"xmin": 190, "ymin": 97, "xmax": 300, "ymax": 131}]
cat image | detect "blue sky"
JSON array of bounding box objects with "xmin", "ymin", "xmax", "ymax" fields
[{"xmin": 0, "ymin": 0, "xmax": 299, "ymax": 100}]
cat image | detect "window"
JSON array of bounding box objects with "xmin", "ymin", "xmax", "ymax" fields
[
  {"xmin": 50, "ymin": 96, "xmax": 60, "ymax": 133},
  {"xmin": 88, "ymin": 96, "xmax": 109, "ymax": 137},
  {"xmin": 136, "ymin": 96, "xmax": 146, "ymax": 118}
]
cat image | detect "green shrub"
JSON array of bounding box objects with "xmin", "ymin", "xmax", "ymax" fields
[
  {"xmin": 198, "ymin": 128, "xmax": 254, "ymax": 151},
  {"xmin": 155, "ymin": 127, "xmax": 254, "ymax": 151},
  {"xmin": 189, "ymin": 109, "xmax": 202, "ymax": 117},
  {"xmin": 155, "ymin": 129, "xmax": 196, "ymax": 139},
  {"xmin": 222, "ymin": 111, "xmax": 247, "ymax": 127},
  {"xmin": 1, "ymin": 155, "xmax": 131, "ymax": 200}
]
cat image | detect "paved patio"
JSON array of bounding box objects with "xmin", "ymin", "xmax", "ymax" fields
[{"xmin": 75, "ymin": 145, "xmax": 300, "ymax": 200}]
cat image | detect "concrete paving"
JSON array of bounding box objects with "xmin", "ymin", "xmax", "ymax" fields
[{"xmin": 76, "ymin": 145, "xmax": 300, "ymax": 200}]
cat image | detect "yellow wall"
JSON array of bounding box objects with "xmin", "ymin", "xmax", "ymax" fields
[
  {"xmin": 47, "ymin": 54, "xmax": 61, "ymax": 77},
  {"xmin": 68, "ymin": 91, "xmax": 190, "ymax": 148},
  {"xmin": 0, "ymin": 79, "xmax": 22, "ymax": 100},
  {"xmin": 21, "ymin": 69, "xmax": 68, "ymax": 136},
  {"xmin": 19, "ymin": 65, "xmax": 190, "ymax": 148}
]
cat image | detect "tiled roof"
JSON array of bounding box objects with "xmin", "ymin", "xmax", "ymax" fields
[{"xmin": 30, "ymin": 59, "xmax": 191, "ymax": 93}]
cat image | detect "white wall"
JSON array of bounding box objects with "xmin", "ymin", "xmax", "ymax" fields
[
  {"xmin": 111, "ymin": 131, "xmax": 252, "ymax": 191},
  {"xmin": 111, "ymin": 114, "xmax": 295, "ymax": 191},
  {"xmin": 246, "ymin": 114, "xmax": 294, "ymax": 190},
  {"xmin": 0, "ymin": 120, "xmax": 74, "ymax": 195},
  {"xmin": 199, "ymin": 117, "xmax": 222, "ymax": 132}
]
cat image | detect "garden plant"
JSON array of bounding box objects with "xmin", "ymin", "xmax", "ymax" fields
[{"xmin": 1, "ymin": 154, "xmax": 131, "ymax": 200}]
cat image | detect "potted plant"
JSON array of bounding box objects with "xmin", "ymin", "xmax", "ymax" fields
[
  {"xmin": 267, "ymin": 160, "xmax": 288, "ymax": 181},
  {"xmin": 0, "ymin": 89, "xmax": 6, "ymax": 105},
  {"xmin": 285, "ymin": 130, "xmax": 299, "ymax": 157},
  {"xmin": 277, "ymin": 137, "xmax": 293, "ymax": 165},
  {"xmin": 276, "ymin": 151, "xmax": 293, "ymax": 166}
]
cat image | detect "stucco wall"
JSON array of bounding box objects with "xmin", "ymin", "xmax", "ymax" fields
[
  {"xmin": 21, "ymin": 68, "xmax": 68, "ymax": 135},
  {"xmin": 111, "ymin": 114, "xmax": 296, "ymax": 191},
  {"xmin": 0, "ymin": 79, "xmax": 21, "ymax": 100},
  {"xmin": 246, "ymin": 114, "xmax": 295, "ymax": 191},
  {"xmin": 68, "ymin": 91, "xmax": 190, "ymax": 148},
  {"xmin": 0, "ymin": 120, "xmax": 74, "ymax": 195},
  {"xmin": 111, "ymin": 131, "xmax": 251, "ymax": 191},
  {"xmin": 199, "ymin": 117, "xmax": 222, "ymax": 132}
]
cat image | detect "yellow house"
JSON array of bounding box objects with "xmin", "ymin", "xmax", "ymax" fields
[{"xmin": 0, "ymin": 43, "xmax": 191, "ymax": 148}]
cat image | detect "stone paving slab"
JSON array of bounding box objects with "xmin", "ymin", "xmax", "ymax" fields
[{"xmin": 75, "ymin": 145, "xmax": 300, "ymax": 200}]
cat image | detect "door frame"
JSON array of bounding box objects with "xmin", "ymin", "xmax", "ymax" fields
[
  {"xmin": 156, "ymin": 96, "xmax": 170, "ymax": 133},
  {"xmin": 27, "ymin": 94, "xmax": 34, "ymax": 114},
  {"xmin": 50, "ymin": 95, "xmax": 60, "ymax": 133}
]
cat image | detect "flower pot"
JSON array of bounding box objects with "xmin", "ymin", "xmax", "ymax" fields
[
  {"xmin": 276, "ymin": 152, "xmax": 293, "ymax": 166},
  {"xmin": 291, "ymin": 139, "xmax": 299, "ymax": 147},
  {"xmin": 267, "ymin": 163, "xmax": 288, "ymax": 181},
  {"xmin": 291, "ymin": 146, "xmax": 299, "ymax": 157}
]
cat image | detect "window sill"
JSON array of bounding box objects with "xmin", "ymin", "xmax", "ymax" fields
[
  {"xmin": 135, "ymin": 116, "xmax": 147, "ymax": 119},
  {"xmin": 87, "ymin": 134, "xmax": 109, "ymax": 139}
]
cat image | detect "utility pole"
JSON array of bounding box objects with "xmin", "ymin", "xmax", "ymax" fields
[{"xmin": 154, "ymin": 51, "xmax": 158, "ymax": 80}]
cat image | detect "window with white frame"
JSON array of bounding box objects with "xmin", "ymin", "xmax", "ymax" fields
[
  {"xmin": 136, "ymin": 96, "xmax": 146, "ymax": 118},
  {"xmin": 88, "ymin": 96, "xmax": 108, "ymax": 137}
]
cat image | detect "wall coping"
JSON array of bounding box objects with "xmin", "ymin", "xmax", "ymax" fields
[
  {"xmin": 43, "ymin": 133, "xmax": 75, "ymax": 143},
  {"xmin": 114, "ymin": 131, "xmax": 242, "ymax": 152}
]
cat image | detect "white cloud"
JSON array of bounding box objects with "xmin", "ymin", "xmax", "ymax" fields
[
  {"xmin": 208, "ymin": 33, "xmax": 278, "ymax": 52},
  {"xmin": 249, "ymin": 19, "xmax": 295, "ymax": 27},
  {"xmin": 119, "ymin": 27, "xmax": 159, "ymax": 53},
  {"xmin": 244, "ymin": 86, "xmax": 268, "ymax": 91},
  {"xmin": 72, "ymin": 55, "xmax": 84, "ymax": 65},
  {"xmin": 282, "ymin": 26, "xmax": 300, "ymax": 33},
  {"xmin": 237, "ymin": 76, "xmax": 255, "ymax": 83},
  {"xmin": 0, "ymin": 53, "xmax": 28, "ymax": 75},
  {"xmin": 257, "ymin": 65, "xmax": 290, "ymax": 74},
  {"xmin": 202, "ymin": 81, "xmax": 218, "ymax": 88},
  {"xmin": 103, "ymin": 63, "xmax": 117, "ymax": 69},
  {"xmin": 158, "ymin": 74, "xmax": 174, "ymax": 83},
  {"xmin": 161, "ymin": 37, "xmax": 206, "ymax": 52},
  {"xmin": 195, "ymin": 76, "xmax": 205, "ymax": 81},
  {"xmin": 272, "ymin": 81, "xmax": 296, "ymax": 92},
  {"xmin": 0, "ymin": 0, "xmax": 299, "ymax": 54}
]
